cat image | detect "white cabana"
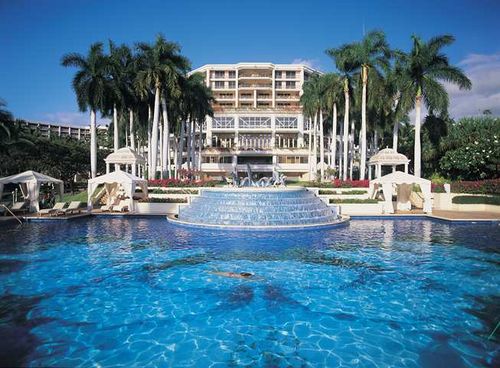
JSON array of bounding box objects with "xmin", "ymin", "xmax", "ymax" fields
[
  {"xmin": 87, "ymin": 170, "xmax": 148, "ymax": 212},
  {"xmin": 0, "ymin": 170, "xmax": 64, "ymax": 212},
  {"xmin": 368, "ymin": 148, "xmax": 410, "ymax": 179},
  {"xmin": 369, "ymin": 171, "xmax": 432, "ymax": 214},
  {"xmin": 104, "ymin": 147, "xmax": 146, "ymax": 177}
]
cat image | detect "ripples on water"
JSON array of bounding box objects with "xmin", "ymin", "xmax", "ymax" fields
[{"xmin": 0, "ymin": 217, "xmax": 498, "ymax": 367}]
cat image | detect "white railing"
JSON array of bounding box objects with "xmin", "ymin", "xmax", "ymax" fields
[
  {"xmin": 239, "ymin": 117, "xmax": 271, "ymax": 129},
  {"xmin": 276, "ymin": 117, "xmax": 298, "ymax": 129},
  {"xmin": 213, "ymin": 117, "xmax": 235, "ymax": 129}
]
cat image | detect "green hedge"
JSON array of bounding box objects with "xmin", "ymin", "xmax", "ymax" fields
[
  {"xmin": 139, "ymin": 198, "xmax": 188, "ymax": 203},
  {"xmin": 319, "ymin": 190, "xmax": 367, "ymax": 195},
  {"xmin": 329, "ymin": 198, "xmax": 379, "ymax": 204},
  {"xmin": 149, "ymin": 188, "xmax": 199, "ymax": 194},
  {"xmin": 452, "ymin": 195, "xmax": 500, "ymax": 205}
]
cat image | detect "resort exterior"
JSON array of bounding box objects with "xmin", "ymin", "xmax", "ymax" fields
[
  {"xmin": 1, "ymin": 1, "xmax": 499, "ymax": 366},
  {"xmin": 192, "ymin": 62, "xmax": 320, "ymax": 180}
]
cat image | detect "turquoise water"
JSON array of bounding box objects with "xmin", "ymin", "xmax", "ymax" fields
[{"xmin": 0, "ymin": 217, "xmax": 499, "ymax": 367}]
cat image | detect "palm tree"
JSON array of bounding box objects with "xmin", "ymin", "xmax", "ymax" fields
[
  {"xmin": 321, "ymin": 73, "xmax": 343, "ymax": 177},
  {"xmin": 300, "ymin": 75, "xmax": 323, "ymax": 180},
  {"xmin": 401, "ymin": 35, "xmax": 471, "ymax": 177},
  {"xmin": 135, "ymin": 34, "xmax": 190, "ymax": 179},
  {"xmin": 62, "ymin": 43, "xmax": 111, "ymax": 178}
]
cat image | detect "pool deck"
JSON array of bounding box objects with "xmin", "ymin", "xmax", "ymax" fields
[{"xmin": 430, "ymin": 210, "xmax": 500, "ymax": 222}]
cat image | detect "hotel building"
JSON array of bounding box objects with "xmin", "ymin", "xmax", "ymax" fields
[{"xmin": 190, "ymin": 62, "xmax": 321, "ymax": 180}]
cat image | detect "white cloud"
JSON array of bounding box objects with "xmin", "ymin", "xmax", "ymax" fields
[
  {"xmin": 291, "ymin": 58, "xmax": 322, "ymax": 71},
  {"xmin": 447, "ymin": 52, "xmax": 500, "ymax": 118},
  {"xmin": 43, "ymin": 112, "xmax": 109, "ymax": 127}
]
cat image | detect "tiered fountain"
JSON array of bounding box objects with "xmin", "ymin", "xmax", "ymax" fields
[{"xmin": 168, "ymin": 187, "xmax": 348, "ymax": 230}]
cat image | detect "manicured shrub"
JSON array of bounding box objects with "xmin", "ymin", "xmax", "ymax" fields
[
  {"xmin": 139, "ymin": 197, "xmax": 188, "ymax": 203},
  {"xmin": 319, "ymin": 189, "xmax": 367, "ymax": 195},
  {"xmin": 329, "ymin": 198, "xmax": 379, "ymax": 204},
  {"xmin": 452, "ymin": 195, "xmax": 500, "ymax": 205}
]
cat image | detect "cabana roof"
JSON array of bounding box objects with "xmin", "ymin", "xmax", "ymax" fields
[
  {"xmin": 370, "ymin": 171, "xmax": 430, "ymax": 185},
  {"xmin": 369, "ymin": 148, "xmax": 410, "ymax": 165},
  {"xmin": 87, "ymin": 169, "xmax": 147, "ymax": 185},
  {"xmin": 0, "ymin": 170, "xmax": 63, "ymax": 185},
  {"xmin": 104, "ymin": 147, "xmax": 146, "ymax": 165}
]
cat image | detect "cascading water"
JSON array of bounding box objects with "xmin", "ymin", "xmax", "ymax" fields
[{"xmin": 171, "ymin": 188, "xmax": 345, "ymax": 228}]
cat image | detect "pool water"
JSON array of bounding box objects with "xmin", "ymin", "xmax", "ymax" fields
[{"xmin": 0, "ymin": 217, "xmax": 498, "ymax": 367}]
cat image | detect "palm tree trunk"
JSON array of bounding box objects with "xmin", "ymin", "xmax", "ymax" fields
[
  {"xmin": 161, "ymin": 97, "xmax": 170, "ymax": 179},
  {"xmin": 129, "ymin": 109, "xmax": 135, "ymax": 150},
  {"xmin": 113, "ymin": 105, "xmax": 119, "ymax": 153},
  {"xmin": 331, "ymin": 103, "xmax": 337, "ymax": 178},
  {"xmin": 319, "ymin": 110, "xmax": 325, "ymax": 181},
  {"xmin": 190, "ymin": 120, "xmax": 195, "ymax": 171},
  {"xmin": 149, "ymin": 86, "xmax": 161, "ymax": 180},
  {"xmin": 178, "ymin": 120, "xmax": 186, "ymax": 176},
  {"xmin": 342, "ymin": 80, "xmax": 350, "ymax": 181},
  {"xmin": 360, "ymin": 66, "xmax": 368, "ymax": 180},
  {"xmin": 159, "ymin": 118, "xmax": 164, "ymax": 178},
  {"xmin": 349, "ymin": 121, "xmax": 355, "ymax": 179},
  {"xmin": 338, "ymin": 122, "xmax": 343, "ymax": 178},
  {"xmin": 313, "ymin": 112, "xmax": 318, "ymax": 180},
  {"xmin": 308, "ymin": 117, "xmax": 312, "ymax": 179},
  {"xmin": 414, "ymin": 92, "xmax": 422, "ymax": 177},
  {"xmin": 392, "ymin": 122, "xmax": 399, "ymax": 151},
  {"xmin": 147, "ymin": 105, "xmax": 152, "ymax": 173},
  {"xmin": 198, "ymin": 121, "xmax": 203, "ymax": 172},
  {"xmin": 186, "ymin": 120, "xmax": 192, "ymax": 171},
  {"xmin": 90, "ymin": 109, "xmax": 97, "ymax": 178}
]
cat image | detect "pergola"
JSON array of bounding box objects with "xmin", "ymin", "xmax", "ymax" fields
[
  {"xmin": 0, "ymin": 170, "xmax": 64, "ymax": 212},
  {"xmin": 369, "ymin": 171, "xmax": 432, "ymax": 214},
  {"xmin": 105, "ymin": 147, "xmax": 146, "ymax": 178},
  {"xmin": 368, "ymin": 148, "xmax": 410, "ymax": 179}
]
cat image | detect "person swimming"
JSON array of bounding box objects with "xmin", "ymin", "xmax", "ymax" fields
[{"xmin": 209, "ymin": 271, "xmax": 254, "ymax": 279}]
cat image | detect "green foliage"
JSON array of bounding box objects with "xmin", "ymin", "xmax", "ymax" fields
[
  {"xmin": 452, "ymin": 195, "xmax": 500, "ymax": 205},
  {"xmin": 429, "ymin": 173, "xmax": 448, "ymax": 184},
  {"xmin": 329, "ymin": 198, "xmax": 379, "ymax": 204},
  {"xmin": 139, "ymin": 197, "xmax": 187, "ymax": 203},
  {"xmin": 61, "ymin": 191, "xmax": 88, "ymax": 203},
  {"xmin": 440, "ymin": 117, "xmax": 500, "ymax": 180},
  {"xmin": 319, "ymin": 189, "xmax": 367, "ymax": 195}
]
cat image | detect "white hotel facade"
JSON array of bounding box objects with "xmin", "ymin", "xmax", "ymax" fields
[{"xmin": 191, "ymin": 62, "xmax": 321, "ymax": 180}]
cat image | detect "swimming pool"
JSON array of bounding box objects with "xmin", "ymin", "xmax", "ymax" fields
[{"xmin": 0, "ymin": 217, "xmax": 498, "ymax": 367}]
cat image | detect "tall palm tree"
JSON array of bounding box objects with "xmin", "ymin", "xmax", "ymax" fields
[
  {"xmin": 135, "ymin": 34, "xmax": 190, "ymax": 179},
  {"xmin": 321, "ymin": 73, "xmax": 343, "ymax": 177},
  {"xmin": 328, "ymin": 31, "xmax": 390, "ymax": 179},
  {"xmin": 401, "ymin": 35, "xmax": 471, "ymax": 177},
  {"xmin": 301, "ymin": 75, "xmax": 322, "ymax": 180},
  {"xmin": 62, "ymin": 43, "xmax": 111, "ymax": 178}
]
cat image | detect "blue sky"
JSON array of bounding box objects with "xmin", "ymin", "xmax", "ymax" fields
[{"xmin": 1, "ymin": 0, "xmax": 499, "ymax": 125}]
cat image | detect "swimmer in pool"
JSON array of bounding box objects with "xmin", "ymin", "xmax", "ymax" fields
[{"xmin": 209, "ymin": 271, "xmax": 254, "ymax": 279}]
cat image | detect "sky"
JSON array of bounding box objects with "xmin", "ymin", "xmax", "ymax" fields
[{"xmin": 1, "ymin": 0, "xmax": 499, "ymax": 126}]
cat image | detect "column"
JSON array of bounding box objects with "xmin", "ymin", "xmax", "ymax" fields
[
  {"xmin": 132, "ymin": 164, "xmax": 137, "ymax": 176},
  {"xmin": 271, "ymin": 115, "xmax": 276, "ymax": 148},
  {"xmin": 106, "ymin": 162, "xmax": 110, "ymax": 174},
  {"xmin": 234, "ymin": 114, "xmax": 239, "ymax": 149},
  {"xmin": 404, "ymin": 163, "xmax": 408, "ymax": 173},
  {"xmin": 368, "ymin": 165, "xmax": 372, "ymax": 180},
  {"xmin": 297, "ymin": 114, "xmax": 304, "ymax": 147}
]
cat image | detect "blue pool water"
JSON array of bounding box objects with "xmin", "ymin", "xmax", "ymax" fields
[{"xmin": 0, "ymin": 217, "xmax": 498, "ymax": 367}]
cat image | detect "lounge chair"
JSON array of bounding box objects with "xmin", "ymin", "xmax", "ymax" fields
[
  {"xmin": 100, "ymin": 198, "xmax": 119, "ymax": 212},
  {"xmin": 38, "ymin": 202, "xmax": 66, "ymax": 216},
  {"xmin": 111, "ymin": 200, "xmax": 128, "ymax": 212},
  {"xmin": 10, "ymin": 201, "xmax": 29, "ymax": 215},
  {"xmin": 58, "ymin": 201, "xmax": 82, "ymax": 215}
]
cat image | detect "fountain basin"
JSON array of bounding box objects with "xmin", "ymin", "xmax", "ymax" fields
[{"xmin": 167, "ymin": 187, "xmax": 349, "ymax": 230}]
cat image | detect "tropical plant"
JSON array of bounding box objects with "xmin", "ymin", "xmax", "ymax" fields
[
  {"xmin": 61, "ymin": 43, "xmax": 112, "ymax": 178},
  {"xmin": 135, "ymin": 34, "xmax": 190, "ymax": 179},
  {"xmin": 399, "ymin": 34, "xmax": 472, "ymax": 177}
]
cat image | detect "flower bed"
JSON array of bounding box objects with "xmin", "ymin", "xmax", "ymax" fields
[
  {"xmin": 148, "ymin": 179, "xmax": 219, "ymax": 188},
  {"xmin": 451, "ymin": 179, "xmax": 500, "ymax": 195},
  {"xmin": 149, "ymin": 188, "xmax": 199, "ymax": 194},
  {"xmin": 298, "ymin": 180, "xmax": 370, "ymax": 188}
]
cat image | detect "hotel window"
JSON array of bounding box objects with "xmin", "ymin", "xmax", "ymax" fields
[
  {"xmin": 214, "ymin": 81, "xmax": 225, "ymax": 89},
  {"xmin": 213, "ymin": 117, "xmax": 235, "ymax": 128},
  {"xmin": 275, "ymin": 71, "xmax": 282, "ymax": 79},
  {"xmin": 228, "ymin": 71, "xmax": 236, "ymax": 78},
  {"xmin": 228, "ymin": 81, "xmax": 236, "ymax": 89},
  {"xmin": 219, "ymin": 156, "xmax": 232, "ymax": 164},
  {"xmin": 286, "ymin": 81, "xmax": 296, "ymax": 89},
  {"xmin": 286, "ymin": 71, "xmax": 296, "ymax": 79},
  {"xmin": 239, "ymin": 117, "xmax": 271, "ymax": 128},
  {"xmin": 275, "ymin": 81, "xmax": 282, "ymax": 89},
  {"xmin": 276, "ymin": 117, "xmax": 298, "ymax": 129},
  {"xmin": 214, "ymin": 71, "xmax": 225, "ymax": 78}
]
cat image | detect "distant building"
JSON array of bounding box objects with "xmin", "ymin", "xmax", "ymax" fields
[
  {"xmin": 20, "ymin": 120, "xmax": 108, "ymax": 140},
  {"xmin": 190, "ymin": 62, "xmax": 321, "ymax": 180}
]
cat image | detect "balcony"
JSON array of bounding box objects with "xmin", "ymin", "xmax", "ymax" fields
[{"xmin": 239, "ymin": 83, "xmax": 272, "ymax": 89}]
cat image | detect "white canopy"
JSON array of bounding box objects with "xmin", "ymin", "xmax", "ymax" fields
[
  {"xmin": 370, "ymin": 171, "xmax": 432, "ymax": 214},
  {"xmin": 104, "ymin": 147, "xmax": 146, "ymax": 177},
  {"xmin": 0, "ymin": 170, "xmax": 64, "ymax": 212},
  {"xmin": 87, "ymin": 170, "xmax": 148, "ymax": 212}
]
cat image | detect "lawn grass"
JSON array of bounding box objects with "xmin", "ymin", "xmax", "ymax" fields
[{"xmin": 61, "ymin": 190, "xmax": 88, "ymax": 203}]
